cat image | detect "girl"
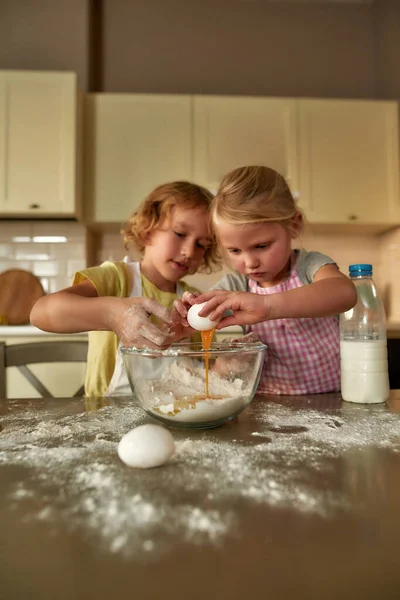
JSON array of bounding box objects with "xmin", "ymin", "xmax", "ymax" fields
[
  {"xmin": 174, "ymin": 166, "xmax": 357, "ymax": 395},
  {"xmin": 30, "ymin": 181, "xmax": 221, "ymax": 397}
]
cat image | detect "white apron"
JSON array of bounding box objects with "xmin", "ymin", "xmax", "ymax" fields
[{"xmin": 105, "ymin": 261, "xmax": 184, "ymax": 396}]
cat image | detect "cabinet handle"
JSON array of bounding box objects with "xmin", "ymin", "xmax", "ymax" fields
[
  {"xmin": 29, "ymin": 203, "xmax": 40, "ymax": 209},
  {"xmin": 348, "ymin": 214, "xmax": 358, "ymax": 221}
]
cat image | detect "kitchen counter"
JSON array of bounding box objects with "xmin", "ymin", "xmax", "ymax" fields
[
  {"xmin": 1, "ymin": 322, "xmax": 398, "ymax": 337},
  {"xmin": 0, "ymin": 325, "xmax": 234, "ymax": 338},
  {"xmin": 1, "ymin": 392, "xmax": 400, "ymax": 600},
  {"xmin": 0, "ymin": 325, "xmax": 88, "ymax": 337}
]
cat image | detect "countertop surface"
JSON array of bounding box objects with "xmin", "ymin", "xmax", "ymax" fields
[
  {"xmin": 0, "ymin": 325, "xmax": 238, "ymax": 337},
  {"xmin": 1, "ymin": 392, "xmax": 400, "ymax": 599},
  {"xmin": 0, "ymin": 325, "xmax": 88, "ymax": 337},
  {"xmin": 1, "ymin": 322, "xmax": 400, "ymax": 337}
]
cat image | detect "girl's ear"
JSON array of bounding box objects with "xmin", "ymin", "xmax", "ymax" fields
[{"xmin": 290, "ymin": 211, "xmax": 303, "ymax": 239}]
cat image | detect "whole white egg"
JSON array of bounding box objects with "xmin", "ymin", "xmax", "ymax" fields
[
  {"xmin": 187, "ymin": 301, "xmax": 220, "ymax": 331},
  {"xmin": 118, "ymin": 424, "xmax": 175, "ymax": 469}
]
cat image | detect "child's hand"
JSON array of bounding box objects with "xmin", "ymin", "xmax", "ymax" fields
[
  {"xmin": 107, "ymin": 297, "xmax": 174, "ymax": 348},
  {"xmin": 213, "ymin": 332, "xmax": 261, "ymax": 376},
  {"xmin": 168, "ymin": 293, "xmax": 199, "ymax": 341},
  {"xmin": 173, "ymin": 291, "xmax": 200, "ymax": 323},
  {"xmin": 219, "ymin": 332, "xmax": 260, "ymax": 345},
  {"xmin": 195, "ymin": 291, "xmax": 271, "ymax": 328}
]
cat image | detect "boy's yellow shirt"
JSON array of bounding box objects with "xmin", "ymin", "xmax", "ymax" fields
[{"xmin": 73, "ymin": 261, "xmax": 200, "ymax": 397}]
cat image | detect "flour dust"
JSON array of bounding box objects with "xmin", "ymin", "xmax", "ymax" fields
[{"xmin": 1, "ymin": 397, "xmax": 399, "ymax": 559}]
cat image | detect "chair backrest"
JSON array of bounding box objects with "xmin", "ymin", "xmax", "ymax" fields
[{"xmin": 0, "ymin": 340, "xmax": 88, "ymax": 399}]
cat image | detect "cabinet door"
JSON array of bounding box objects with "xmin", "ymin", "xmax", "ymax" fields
[
  {"xmin": 193, "ymin": 96, "xmax": 298, "ymax": 194},
  {"xmin": 85, "ymin": 94, "xmax": 192, "ymax": 223},
  {"xmin": 298, "ymin": 99, "xmax": 400, "ymax": 225},
  {"xmin": 0, "ymin": 71, "xmax": 78, "ymax": 217},
  {"xmin": 0, "ymin": 71, "xmax": 77, "ymax": 216}
]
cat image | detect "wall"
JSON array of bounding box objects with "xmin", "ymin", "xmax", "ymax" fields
[
  {"xmin": 0, "ymin": 221, "xmax": 87, "ymax": 293},
  {"xmin": 1, "ymin": 1, "xmax": 400, "ymax": 99},
  {"xmin": 102, "ymin": 0, "xmax": 377, "ymax": 97},
  {"xmin": 96, "ymin": 227, "xmax": 400, "ymax": 319},
  {"xmin": 1, "ymin": 220, "xmax": 395, "ymax": 318},
  {"xmin": 374, "ymin": 0, "xmax": 400, "ymax": 99},
  {"xmin": 1, "ymin": 221, "xmax": 394, "ymax": 312},
  {"xmin": 0, "ymin": 0, "xmax": 91, "ymax": 90},
  {"xmin": 1, "ymin": 0, "xmax": 400, "ymax": 314}
]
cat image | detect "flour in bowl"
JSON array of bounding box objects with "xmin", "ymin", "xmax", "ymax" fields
[{"xmin": 138, "ymin": 359, "xmax": 249, "ymax": 423}]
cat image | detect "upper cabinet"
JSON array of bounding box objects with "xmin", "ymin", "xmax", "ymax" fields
[
  {"xmin": 84, "ymin": 94, "xmax": 192, "ymax": 223},
  {"xmin": 297, "ymin": 99, "xmax": 400, "ymax": 227},
  {"xmin": 84, "ymin": 92, "xmax": 400, "ymax": 231},
  {"xmin": 0, "ymin": 71, "xmax": 80, "ymax": 218},
  {"xmin": 192, "ymin": 96, "xmax": 399, "ymax": 230},
  {"xmin": 193, "ymin": 96, "xmax": 299, "ymax": 195}
]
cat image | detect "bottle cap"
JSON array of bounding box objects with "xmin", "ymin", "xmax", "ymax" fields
[{"xmin": 349, "ymin": 264, "xmax": 372, "ymax": 276}]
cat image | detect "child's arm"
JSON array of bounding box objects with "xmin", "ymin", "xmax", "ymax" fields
[
  {"xmin": 193, "ymin": 265, "xmax": 357, "ymax": 328},
  {"xmin": 30, "ymin": 280, "xmax": 174, "ymax": 348}
]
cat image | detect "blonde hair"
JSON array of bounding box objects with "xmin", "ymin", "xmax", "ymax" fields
[
  {"xmin": 212, "ymin": 166, "xmax": 302, "ymax": 235},
  {"xmin": 121, "ymin": 181, "xmax": 221, "ymax": 273}
]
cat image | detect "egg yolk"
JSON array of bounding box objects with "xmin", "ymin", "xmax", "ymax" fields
[{"xmin": 201, "ymin": 329, "xmax": 215, "ymax": 397}]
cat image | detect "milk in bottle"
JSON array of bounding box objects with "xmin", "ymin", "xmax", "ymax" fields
[{"xmin": 340, "ymin": 264, "xmax": 389, "ymax": 404}]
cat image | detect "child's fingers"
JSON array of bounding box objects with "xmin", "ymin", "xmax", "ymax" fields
[
  {"xmin": 194, "ymin": 290, "xmax": 229, "ymax": 305},
  {"xmin": 121, "ymin": 330, "xmax": 171, "ymax": 349},
  {"xmin": 181, "ymin": 291, "xmax": 199, "ymax": 305},
  {"xmin": 241, "ymin": 332, "xmax": 260, "ymax": 343},
  {"xmin": 170, "ymin": 310, "xmax": 189, "ymax": 329},
  {"xmin": 198, "ymin": 296, "xmax": 227, "ymax": 317},
  {"xmin": 142, "ymin": 298, "xmax": 171, "ymax": 325},
  {"xmin": 173, "ymin": 299, "xmax": 188, "ymax": 319},
  {"xmin": 215, "ymin": 315, "xmax": 239, "ymax": 329},
  {"xmin": 137, "ymin": 322, "xmax": 174, "ymax": 347},
  {"xmin": 169, "ymin": 323, "xmax": 196, "ymax": 340}
]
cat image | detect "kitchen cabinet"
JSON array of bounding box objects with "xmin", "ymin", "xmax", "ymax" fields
[
  {"xmin": 0, "ymin": 70, "xmax": 81, "ymax": 218},
  {"xmin": 85, "ymin": 93, "xmax": 399, "ymax": 231},
  {"xmin": 297, "ymin": 99, "xmax": 400, "ymax": 228},
  {"xmin": 193, "ymin": 96, "xmax": 299, "ymax": 194},
  {"xmin": 84, "ymin": 94, "xmax": 192, "ymax": 223}
]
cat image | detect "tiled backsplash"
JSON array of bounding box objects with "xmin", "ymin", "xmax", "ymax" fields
[
  {"xmin": 94, "ymin": 226, "xmax": 400, "ymax": 319},
  {"xmin": 0, "ymin": 221, "xmax": 87, "ymax": 293},
  {"xmin": 95, "ymin": 227, "xmax": 386, "ymax": 282},
  {"xmin": 2, "ymin": 221, "xmax": 400, "ymax": 321}
]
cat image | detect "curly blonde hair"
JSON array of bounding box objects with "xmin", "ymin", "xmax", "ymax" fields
[
  {"xmin": 121, "ymin": 181, "xmax": 221, "ymax": 273},
  {"xmin": 212, "ymin": 166, "xmax": 302, "ymax": 236}
]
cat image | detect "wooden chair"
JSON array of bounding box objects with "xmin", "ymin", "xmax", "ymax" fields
[{"xmin": 0, "ymin": 340, "xmax": 88, "ymax": 398}]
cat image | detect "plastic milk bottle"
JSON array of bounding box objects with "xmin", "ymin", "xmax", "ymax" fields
[{"xmin": 340, "ymin": 264, "xmax": 389, "ymax": 404}]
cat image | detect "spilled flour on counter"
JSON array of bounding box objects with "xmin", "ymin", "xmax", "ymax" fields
[{"xmin": 1, "ymin": 398, "xmax": 400, "ymax": 558}]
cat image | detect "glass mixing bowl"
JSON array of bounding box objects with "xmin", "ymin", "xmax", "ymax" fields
[{"xmin": 121, "ymin": 340, "xmax": 266, "ymax": 429}]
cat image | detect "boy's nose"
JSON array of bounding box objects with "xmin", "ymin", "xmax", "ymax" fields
[{"xmin": 182, "ymin": 239, "xmax": 195, "ymax": 259}]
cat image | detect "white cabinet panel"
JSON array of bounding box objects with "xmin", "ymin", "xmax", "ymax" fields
[
  {"xmin": 84, "ymin": 94, "xmax": 192, "ymax": 223},
  {"xmin": 193, "ymin": 96, "xmax": 299, "ymax": 194},
  {"xmin": 298, "ymin": 99, "xmax": 400, "ymax": 226},
  {"xmin": 85, "ymin": 93, "xmax": 400, "ymax": 233},
  {"xmin": 0, "ymin": 70, "xmax": 79, "ymax": 217}
]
